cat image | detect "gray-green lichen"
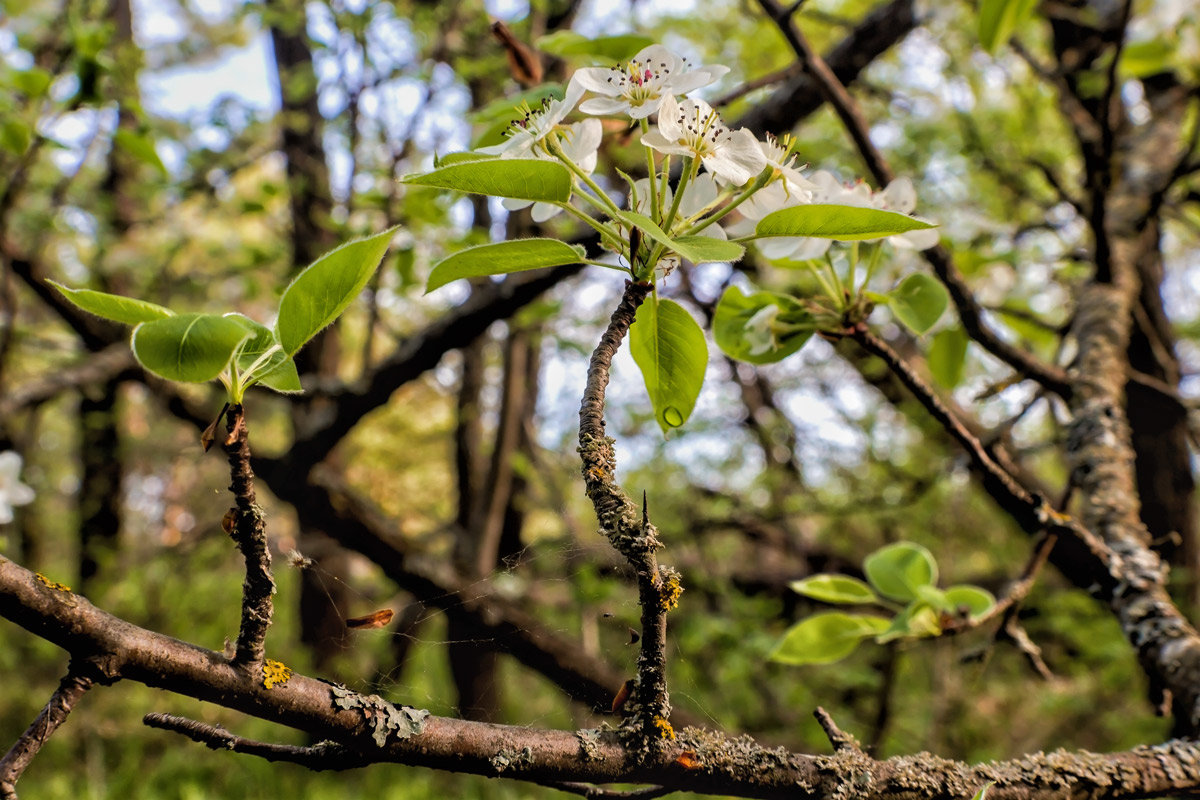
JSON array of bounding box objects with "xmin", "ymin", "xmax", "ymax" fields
[
  {"xmin": 329, "ymin": 684, "xmax": 429, "ymax": 747},
  {"xmin": 576, "ymin": 728, "xmax": 606, "ymax": 762},
  {"xmin": 490, "ymin": 746, "xmax": 534, "ymax": 774}
]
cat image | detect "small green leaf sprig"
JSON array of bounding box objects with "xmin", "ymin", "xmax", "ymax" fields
[
  {"xmin": 52, "ymin": 228, "xmax": 396, "ymax": 403},
  {"xmin": 408, "ymin": 38, "xmax": 944, "ymax": 434},
  {"xmin": 770, "ymin": 542, "xmax": 997, "ymax": 665}
]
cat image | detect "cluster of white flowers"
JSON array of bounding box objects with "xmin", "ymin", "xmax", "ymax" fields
[
  {"xmin": 0, "ymin": 450, "xmax": 34, "ymax": 525},
  {"xmin": 480, "ymin": 43, "xmax": 935, "ymax": 262}
]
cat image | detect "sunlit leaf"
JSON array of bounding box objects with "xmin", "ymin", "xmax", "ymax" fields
[
  {"xmin": 50, "ymin": 281, "xmax": 174, "ymax": 325},
  {"xmin": 755, "ymin": 204, "xmax": 936, "ymax": 241},
  {"xmin": 887, "ymin": 273, "xmax": 949, "ymax": 334},
  {"xmin": 864, "ymin": 542, "xmax": 938, "ymax": 602},
  {"xmin": 535, "ymin": 31, "xmax": 655, "ymax": 62},
  {"xmin": 770, "ymin": 612, "xmax": 891, "ymax": 665},
  {"xmin": 131, "ymin": 313, "xmax": 251, "ymax": 383},
  {"xmin": 713, "ymin": 286, "xmax": 815, "ymax": 364},
  {"xmin": 630, "ymin": 296, "xmax": 707, "ymax": 435},
  {"xmin": 113, "ymin": 129, "xmax": 168, "ymax": 177},
  {"xmin": 978, "ymin": 0, "xmax": 1038, "ymax": 53},
  {"xmin": 228, "ymin": 315, "xmax": 301, "ymax": 394},
  {"xmin": 426, "ymin": 238, "xmax": 585, "ymax": 293},
  {"xmin": 928, "ymin": 326, "xmax": 969, "ymax": 387},
  {"xmin": 276, "ymin": 227, "xmax": 397, "ymax": 357},
  {"xmin": 403, "ymin": 159, "xmax": 572, "ymax": 203},
  {"xmin": 790, "ymin": 575, "xmax": 881, "ymax": 605},
  {"xmin": 944, "ymin": 585, "xmax": 997, "ymax": 620},
  {"xmin": 617, "ymin": 210, "xmax": 744, "ymax": 265}
]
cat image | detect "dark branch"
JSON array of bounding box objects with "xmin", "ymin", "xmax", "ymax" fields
[{"xmin": 0, "ymin": 664, "xmax": 97, "ymax": 798}]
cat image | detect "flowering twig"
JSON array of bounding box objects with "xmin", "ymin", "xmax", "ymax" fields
[
  {"xmin": 220, "ymin": 404, "xmax": 275, "ymax": 668},
  {"xmin": 578, "ymin": 280, "xmax": 677, "ymax": 758}
]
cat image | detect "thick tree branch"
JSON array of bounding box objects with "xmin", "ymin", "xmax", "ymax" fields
[{"xmin": 6, "ymin": 556, "xmax": 1200, "ymax": 799}]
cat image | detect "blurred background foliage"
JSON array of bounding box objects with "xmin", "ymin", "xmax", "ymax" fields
[{"xmin": 1, "ymin": 0, "xmax": 1196, "ymax": 796}]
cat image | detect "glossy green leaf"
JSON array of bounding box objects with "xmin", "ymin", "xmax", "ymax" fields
[
  {"xmin": 671, "ymin": 235, "xmax": 745, "ymax": 264},
  {"xmin": 770, "ymin": 612, "xmax": 891, "ymax": 665},
  {"xmin": 113, "ymin": 129, "xmax": 168, "ymax": 177},
  {"xmin": 229, "ymin": 315, "xmax": 302, "ymax": 394},
  {"xmin": 713, "ymin": 286, "xmax": 816, "ymax": 364},
  {"xmin": 887, "ymin": 273, "xmax": 949, "ymax": 334},
  {"xmin": 790, "ymin": 575, "xmax": 880, "ymax": 605},
  {"xmin": 617, "ymin": 211, "xmax": 745, "ymax": 266},
  {"xmin": 928, "ymin": 326, "xmax": 969, "ymax": 388},
  {"xmin": 535, "ymin": 31, "xmax": 655, "ymax": 62},
  {"xmin": 131, "ymin": 313, "xmax": 251, "ymax": 383},
  {"xmin": 864, "ymin": 542, "xmax": 938, "ymax": 602},
  {"xmin": 276, "ymin": 227, "xmax": 397, "ymax": 357},
  {"xmin": 630, "ymin": 296, "xmax": 707, "ymax": 434},
  {"xmin": 944, "ymin": 585, "xmax": 997, "ymax": 620},
  {"xmin": 755, "ymin": 204, "xmax": 936, "ymax": 241},
  {"xmin": 426, "ymin": 238, "xmax": 585, "ymax": 293},
  {"xmin": 50, "ymin": 281, "xmax": 174, "ymax": 325},
  {"xmin": 403, "ymin": 159, "xmax": 572, "ymax": 203},
  {"xmin": 978, "ymin": 0, "xmax": 1038, "ymax": 53}
]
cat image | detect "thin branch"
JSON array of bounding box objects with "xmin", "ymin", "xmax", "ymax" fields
[
  {"xmin": 813, "ymin": 707, "xmax": 864, "ymax": 754},
  {"xmin": 541, "ymin": 781, "xmax": 672, "ymax": 800},
  {"xmin": 712, "ymin": 63, "xmax": 805, "ymax": 108},
  {"xmin": 143, "ymin": 714, "xmax": 370, "ymax": 771},
  {"xmin": 219, "ymin": 404, "xmax": 275, "ymax": 668},
  {"xmin": 578, "ymin": 280, "xmax": 675, "ymax": 756},
  {"xmin": 0, "ymin": 665, "xmax": 96, "ymax": 798},
  {"xmin": 946, "ymin": 532, "xmax": 1058, "ymax": 634},
  {"xmin": 0, "ymin": 345, "xmax": 137, "ymax": 418}
]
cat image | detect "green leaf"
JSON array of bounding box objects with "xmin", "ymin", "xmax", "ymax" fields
[
  {"xmin": 113, "ymin": 129, "xmax": 167, "ymax": 177},
  {"xmin": 276, "ymin": 227, "xmax": 397, "ymax": 357},
  {"xmin": 915, "ymin": 584, "xmax": 952, "ymax": 613},
  {"xmin": 978, "ymin": 0, "xmax": 1038, "ymax": 54},
  {"xmin": 877, "ymin": 603, "xmax": 942, "ymax": 642},
  {"xmin": 671, "ymin": 235, "xmax": 745, "ymax": 264},
  {"xmin": 50, "ymin": 281, "xmax": 174, "ymax": 325},
  {"xmin": 790, "ymin": 575, "xmax": 881, "ymax": 605},
  {"xmin": 403, "ymin": 159, "xmax": 572, "ymax": 203},
  {"xmin": 426, "ymin": 238, "xmax": 585, "ymax": 293},
  {"xmin": 971, "ymin": 782, "xmax": 997, "ymax": 800},
  {"xmin": 131, "ymin": 314, "xmax": 252, "ymax": 383},
  {"xmin": 1119, "ymin": 38, "xmax": 1175, "ymax": 79},
  {"xmin": 0, "ymin": 119, "xmax": 32, "ymax": 156},
  {"xmin": 928, "ymin": 326, "xmax": 969, "ymax": 388},
  {"xmin": 755, "ymin": 204, "xmax": 936, "ymax": 241},
  {"xmin": 616, "ymin": 211, "xmax": 745, "ymax": 266},
  {"xmin": 11, "ymin": 67, "xmax": 52, "ymax": 97},
  {"xmin": 887, "ymin": 273, "xmax": 949, "ymax": 334},
  {"xmin": 228, "ymin": 315, "xmax": 302, "ymax": 394},
  {"xmin": 944, "ymin": 585, "xmax": 997, "ymax": 620},
  {"xmin": 713, "ymin": 286, "xmax": 816, "ymax": 364},
  {"xmin": 864, "ymin": 542, "xmax": 938, "ymax": 602},
  {"xmin": 770, "ymin": 612, "xmax": 891, "ymax": 665},
  {"xmin": 535, "ymin": 31, "xmax": 655, "ymax": 62},
  {"xmin": 630, "ymin": 296, "xmax": 707, "ymax": 434}
]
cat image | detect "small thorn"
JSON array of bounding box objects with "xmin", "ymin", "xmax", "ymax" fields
[
  {"xmin": 201, "ymin": 403, "xmax": 231, "ymax": 452},
  {"xmin": 642, "ymin": 490, "xmax": 649, "ymax": 528}
]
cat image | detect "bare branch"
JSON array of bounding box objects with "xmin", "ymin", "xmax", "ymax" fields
[
  {"xmin": 0, "ymin": 665, "xmax": 97, "ymax": 798},
  {"xmin": 143, "ymin": 713, "xmax": 370, "ymax": 771}
]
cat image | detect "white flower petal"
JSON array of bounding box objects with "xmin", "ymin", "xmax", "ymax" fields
[
  {"xmin": 579, "ymin": 96, "xmax": 631, "ymax": 116},
  {"xmin": 531, "ymin": 202, "xmax": 562, "ymax": 222}
]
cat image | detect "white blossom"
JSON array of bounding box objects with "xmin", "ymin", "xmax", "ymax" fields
[
  {"xmin": 743, "ymin": 304, "xmax": 780, "ymax": 356},
  {"xmin": 477, "ymin": 80, "xmax": 586, "ymax": 158},
  {"xmin": 572, "ymin": 44, "xmax": 729, "ymax": 120},
  {"xmin": 640, "ymin": 95, "xmax": 766, "ymax": 186},
  {"xmin": 759, "ymin": 134, "xmax": 816, "ymax": 198},
  {"xmin": 0, "ymin": 451, "xmax": 34, "ymax": 525},
  {"xmin": 502, "ymin": 118, "xmax": 602, "ymax": 221}
]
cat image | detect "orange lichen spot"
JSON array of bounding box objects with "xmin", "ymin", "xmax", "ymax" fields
[
  {"xmin": 346, "ymin": 609, "xmax": 394, "ymax": 630},
  {"xmin": 676, "ymin": 750, "xmax": 702, "ymax": 769},
  {"xmin": 586, "ymin": 465, "xmax": 608, "ymax": 482},
  {"xmin": 221, "ymin": 508, "xmax": 237, "ymax": 535},
  {"xmin": 35, "ymin": 573, "xmax": 70, "ymax": 592},
  {"xmin": 653, "ymin": 717, "xmax": 675, "ymax": 740},
  {"xmin": 262, "ymin": 659, "xmax": 293, "ymax": 689}
]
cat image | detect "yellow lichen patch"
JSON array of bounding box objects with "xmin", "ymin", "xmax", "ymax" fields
[
  {"xmin": 653, "ymin": 717, "xmax": 675, "ymax": 740},
  {"xmin": 659, "ymin": 572, "xmax": 683, "ymax": 612},
  {"xmin": 35, "ymin": 573, "xmax": 71, "ymax": 592},
  {"xmin": 261, "ymin": 659, "xmax": 293, "ymax": 689}
]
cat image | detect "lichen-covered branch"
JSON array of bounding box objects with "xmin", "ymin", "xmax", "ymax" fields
[
  {"xmin": 0, "ymin": 664, "xmax": 96, "ymax": 799},
  {"xmin": 143, "ymin": 713, "xmax": 370, "ymax": 771},
  {"xmin": 6, "ymin": 554, "xmax": 1200, "ymax": 800},
  {"xmin": 578, "ymin": 279, "xmax": 676, "ymax": 757},
  {"xmin": 220, "ymin": 404, "xmax": 275, "ymax": 668}
]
